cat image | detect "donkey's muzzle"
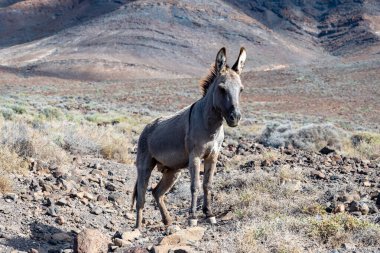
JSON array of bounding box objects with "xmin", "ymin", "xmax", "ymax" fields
[{"xmin": 227, "ymin": 110, "xmax": 241, "ymax": 127}]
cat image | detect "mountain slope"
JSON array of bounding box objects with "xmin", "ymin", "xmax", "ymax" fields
[
  {"xmin": 224, "ymin": 0, "xmax": 380, "ymax": 56},
  {"xmin": 0, "ymin": 0, "xmax": 378, "ymax": 80}
]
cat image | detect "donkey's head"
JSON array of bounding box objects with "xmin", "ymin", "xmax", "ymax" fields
[{"xmin": 211, "ymin": 47, "xmax": 246, "ymax": 127}]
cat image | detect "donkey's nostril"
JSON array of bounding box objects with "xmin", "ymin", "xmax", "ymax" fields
[{"xmin": 229, "ymin": 113, "xmax": 235, "ymax": 122}]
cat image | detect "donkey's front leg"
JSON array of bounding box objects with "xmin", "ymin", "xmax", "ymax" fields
[
  {"xmin": 189, "ymin": 154, "xmax": 201, "ymax": 226},
  {"xmin": 203, "ymin": 153, "xmax": 217, "ymax": 224}
]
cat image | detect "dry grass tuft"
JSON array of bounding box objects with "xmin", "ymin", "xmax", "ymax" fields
[
  {"xmin": 99, "ymin": 131, "xmax": 133, "ymax": 164},
  {"xmin": 0, "ymin": 147, "xmax": 28, "ymax": 174},
  {"xmin": 62, "ymin": 123, "xmax": 133, "ymax": 164},
  {"xmin": 0, "ymin": 175, "xmax": 12, "ymax": 193},
  {"xmin": 0, "ymin": 146, "xmax": 28, "ymax": 193}
]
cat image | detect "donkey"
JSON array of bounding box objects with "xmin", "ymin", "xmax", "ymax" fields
[{"xmin": 132, "ymin": 47, "xmax": 247, "ymax": 229}]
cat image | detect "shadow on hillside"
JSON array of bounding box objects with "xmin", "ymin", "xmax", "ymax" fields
[
  {"xmin": 2, "ymin": 221, "xmax": 74, "ymax": 252},
  {"xmin": 0, "ymin": 0, "xmax": 134, "ymax": 49}
]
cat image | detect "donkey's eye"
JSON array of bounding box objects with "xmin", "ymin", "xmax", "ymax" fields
[{"xmin": 219, "ymin": 86, "xmax": 226, "ymax": 94}]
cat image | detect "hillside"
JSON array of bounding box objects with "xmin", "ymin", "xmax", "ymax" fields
[{"xmin": 0, "ymin": 0, "xmax": 378, "ymax": 80}]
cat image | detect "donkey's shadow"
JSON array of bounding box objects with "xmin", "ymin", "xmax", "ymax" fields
[{"xmin": 2, "ymin": 221, "xmax": 73, "ymax": 253}]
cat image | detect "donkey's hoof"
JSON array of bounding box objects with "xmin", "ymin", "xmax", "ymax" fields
[
  {"xmin": 207, "ymin": 216, "xmax": 217, "ymax": 224},
  {"xmin": 188, "ymin": 218, "xmax": 198, "ymax": 226}
]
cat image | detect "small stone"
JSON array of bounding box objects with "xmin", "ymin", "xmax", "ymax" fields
[
  {"xmin": 319, "ymin": 146, "xmax": 335, "ymax": 155},
  {"xmin": 113, "ymin": 238, "xmax": 123, "ymax": 247},
  {"xmin": 73, "ymin": 156, "xmax": 83, "ymax": 165},
  {"xmin": 153, "ymin": 245, "xmax": 193, "ymax": 253},
  {"xmin": 339, "ymin": 194, "xmax": 354, "ymax": 203},
  {"xmin": 122, "ymin": 230, "xmax": 141, "ymax": 242},
  {"xmin": 360, "ymin": 203, "xmax": 369, "ymax": 215},
  {"xmin": 4, "ymin": 193, "xmax": 18, "ymax": 202},
  {"xmin": 83, "ymin": 192, "xmax": 95, "ymax": 200},
  {"xmin": 29, "ymin": 249, "xmax": 39, "ymax": 253},
  {"xmin": 108, "ymin": 193, "xmax": 123, "ymax": 204},
  {"xmin": 97, "ymin": 195, "xmax": 107, "ymax": 202},
  {"xmin": 159, "ymin": 226, "xmax": 205, "ymax": 246},
  {"xmin": 56, "ymin": 216, "xmax": 65, "ymax": 225},
  {"xmin": 333, "ymin": 204, "xmax": 345, "ymax": 213},
  {"xmin": 312, "ymin": 170, "xmax": 325, "ymax": 179},
  {"xmin": 90, "ymin": 206, "xmax": 103, "ymax": 215},
  {"xmin": 363, "ymin": 181, "xmax": 371, "ymax": 187},
  {"xmin": 349, "ymin": 201, "xmax": 360, "ymax": 212},
  {"xmin": 56, "ymin": 198, "xmax": 68, "ymax": 206},
  {"xmin": 352, "ymin": 193, "xmax": 361, "ymax": 201},
  {"xmin": 113, "ymin": 238, "xmax": 131, "ymax": 247},
  {"xmin": 76, "ymin": 192, "xmax": 85, "ymax": 199},
  {"xmin": 105, "ymin": 183, "xmax": 116, "ymax": 191},
  {"xmin": 125, "ymin": 212, "xmax": 134, "ymax": 220},
  {"xmin": 166, "ymin": 225, "xmax": 181, "ymax": 235},
  {"xmin": 47, "ymin": 206, "xmax": 58, "ymax": 217},
  {"xmin": 74, "ymin": 229, "xmax": 109, "ymax": 253}
]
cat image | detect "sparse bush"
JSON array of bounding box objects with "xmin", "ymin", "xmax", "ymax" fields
[
  {"xmin": 41, "ymin": 106, "xmax": 63, "ymax": 120},
  {"xmin": 0, "ymin": 147, "xmax": 28, "ymax": 174},
  {"xmin": 62, "ymin": 126, "xmax": 100, "ymax": 155},
  {"xmin": 1, "ymin": 121, "xmax": 68, "ymax": 164},
  {"xmin": 349, "ymin": 132, "xmax": 380, "ymax": 160},
  {"xmin": 309, "ymin": 213, "xmax": 378, "ymax": 246},
  {"xmin": 238, "ymin": 220, "xmax": 306, "ymax": 253},
  {"xmin": 0, "ymin": 107, "xmax": 14, "ymax": 120},
  {"xmin": 258, "ymin": 123, "xmax": 343, "ymax": 151},
  {"xmin": 278, "ymin": 165, "xmax": 304, "ymax": 182},
  {"xmin": 11, "ymin": 104, "xmax": 27, "ymax": 114}
]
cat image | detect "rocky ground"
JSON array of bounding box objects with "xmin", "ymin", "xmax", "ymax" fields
[{"xmin": 0, "ymin": 136, "xmax": 379, "ymax": 253}]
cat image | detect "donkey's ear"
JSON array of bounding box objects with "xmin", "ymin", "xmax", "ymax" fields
[
  {"xmin": 232, "ymin": 47, "xmax": 246, "ymax": 75},
  {"xmin": 215, "ymin": 47, "xmax": 227, "ymax": 73}
]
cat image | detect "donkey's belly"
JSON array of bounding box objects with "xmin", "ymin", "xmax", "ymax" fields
[{"xmin": 151, "ymin": 148, "xmax": 189, "ymax": 169}]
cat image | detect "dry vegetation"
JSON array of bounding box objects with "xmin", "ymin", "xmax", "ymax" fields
[
  {"xmin": 0, "ymin": 98, "xmax": 141, "ymax": 193},
  {"xmin": 210, "ymin": 155, "xmax": 380, "ymax": 252},
  {"xmin": 0, "ymin": 61, "xmax": 379, "ymax": 252},
  {"xmin": 0, "ymin": 91, "xmax": 379, "ymax": 251}
]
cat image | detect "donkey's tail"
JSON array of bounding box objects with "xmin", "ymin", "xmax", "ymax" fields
[{"xmin": 130, "ymin": 181, "xmax": 137, "ymax": 211}]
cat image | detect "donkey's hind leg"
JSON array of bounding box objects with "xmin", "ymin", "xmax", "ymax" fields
[
  {"xmin": 135, "ymin": 155, "xmax": 156, "ymax": 229},
  {"xmin": 153, "ymin": 167, "xmax": 181, "ymax": 226}
]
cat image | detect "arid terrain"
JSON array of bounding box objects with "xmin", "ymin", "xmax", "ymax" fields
[{"xmin": 0, "ymin": 0, "xmax": 379, "ymax": 253}]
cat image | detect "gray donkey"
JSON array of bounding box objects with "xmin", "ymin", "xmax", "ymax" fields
[{"xmin": 132, "ymin": 47, "xmax": 246, "ymax": 229}]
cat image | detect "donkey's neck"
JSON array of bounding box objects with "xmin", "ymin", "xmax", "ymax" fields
[{"xmin": 200, "ymin": 83, "xmax": 223, "ymax": 133}]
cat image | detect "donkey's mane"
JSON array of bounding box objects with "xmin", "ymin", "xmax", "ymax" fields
[
  {"xmin": 200, "ymin": 64, "xmax": 229, "ymax": 97},
  {"xmin": 199, "ymin": 64, "xmax": 217, "ymax": 97}
]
